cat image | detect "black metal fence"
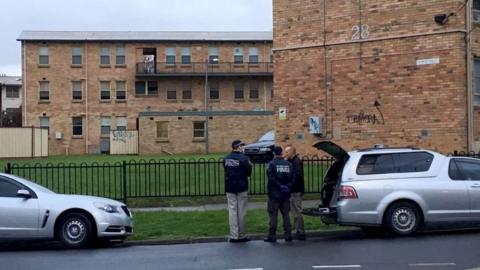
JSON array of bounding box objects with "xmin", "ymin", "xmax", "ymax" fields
[{"xmin": 3, "ymin": 157, "xmax": 334, "ymax": 203}]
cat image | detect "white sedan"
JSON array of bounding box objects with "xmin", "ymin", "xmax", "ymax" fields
[{"xmin": 0, "ymin": 173, "xmax": 133, "ymax": 248}]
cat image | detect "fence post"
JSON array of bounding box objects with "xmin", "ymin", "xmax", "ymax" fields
[
  {"xmin": 5, "ymin": 163, "xmax": 12, "ymax": 174},
  {"xmin": 122, "ymin": 161, "xmax": 128, "ymax": 204}
]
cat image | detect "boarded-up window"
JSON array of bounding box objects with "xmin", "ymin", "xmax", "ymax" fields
[{"xmin": 156, "ymin": 122, "xmax": 169, "ymax": 139}]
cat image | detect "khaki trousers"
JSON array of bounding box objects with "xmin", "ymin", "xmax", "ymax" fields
[
  {"xmin": 290, "ymin": 192, "xmax": 305, "ymax": 235},
  {"xmin": 226, "ymin": 191, "xmax": 248, "ymax": 239}
]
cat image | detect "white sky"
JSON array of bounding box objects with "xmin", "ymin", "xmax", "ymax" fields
[{"xmin": 0, "ymin": 0, "xmax": 273, "ymax": 76}]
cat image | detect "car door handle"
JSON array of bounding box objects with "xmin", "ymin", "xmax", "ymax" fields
[{"xmin": 471, "ymin": 184, "xmax": 480, "ymax": 188}]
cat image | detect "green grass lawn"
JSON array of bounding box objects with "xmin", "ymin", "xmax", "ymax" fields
[
  {"xmin": 131, "ymin": 209, "xmax": 338, "ymax": 241},
  {"xmin": 2, "ymin": 153, "xmax": 330, "ymax": 207}
]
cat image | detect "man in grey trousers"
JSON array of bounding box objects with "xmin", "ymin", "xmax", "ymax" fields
[
  {"xmin": 285, "ymin": 145, "xmax": 306, "ymax": 240},
  {"xmin": 224, "ymin": 140, "xmax": 252, "ymax": 243}
]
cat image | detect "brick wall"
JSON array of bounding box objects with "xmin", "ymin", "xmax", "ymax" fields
[
  {"xmin": 273, "ymin": 0, "xmax": 470, "ymax": 155},
  {"xmin": 23, "ymin": 40, "xmax": 273, "ymax": 155}
]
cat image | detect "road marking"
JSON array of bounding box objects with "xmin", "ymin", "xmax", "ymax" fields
[
  {"xmin": 312, "ymin": 265, "xmax": 362, "ymax": 269},
  {"xmin": 226, "ymin": 268, "xmax": 263, "ymax": 270},
  {"xmin": 408, "ymin": 263, "xmax": 457, "ymax": 267}
]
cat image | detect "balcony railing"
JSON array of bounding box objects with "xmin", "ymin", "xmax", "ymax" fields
[{"xmin": 136, "ymin": 62, "xmax": 274, "ymax": 76}]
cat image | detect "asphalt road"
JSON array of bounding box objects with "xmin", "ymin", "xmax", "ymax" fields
[{"xmin": 1, "ymin": 230, "xmax": 480, "ymax": 270}]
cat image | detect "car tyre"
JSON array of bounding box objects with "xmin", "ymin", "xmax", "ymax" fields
[
  {"xmin": 385, "ymin": 202, "xmax": 422, "ymax": 236},
  {"xmin": 57, "ymin": 212, "xmax": 93, "ymax": 248}
]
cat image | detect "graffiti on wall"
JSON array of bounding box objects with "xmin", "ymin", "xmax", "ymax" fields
[
  {"xmin": 346, "ymin": 100, "xmax": 385, "ymax": 125},
  {"xmin": 112, "ymin": 131, "xmax": 135, "ymax": 143}
]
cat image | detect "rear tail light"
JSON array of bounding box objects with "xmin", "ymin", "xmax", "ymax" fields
[{"xmin": 338, "ymin": 185, "xmax": 358, "ymax": 200}]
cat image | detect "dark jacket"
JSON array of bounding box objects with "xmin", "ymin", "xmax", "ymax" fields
[
  {"xmin": 288, "ymin": 154, "xmax": 305, "ymax": 193},
  {"xmin": 224, "ymin": 151, "xmax": 252, "ymax": 193},
  {"xmin": 267, "ymin": 157, "xmax": 294, "ymax": 200}
]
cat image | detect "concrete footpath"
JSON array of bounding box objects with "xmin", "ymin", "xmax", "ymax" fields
[{"xmin": 131, "ymin": 200, "xmax": 320, "ymax": 212}]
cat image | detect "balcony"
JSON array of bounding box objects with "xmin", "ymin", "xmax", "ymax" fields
[{"xmin": 136, "ymin": 62, "xmax": 273, "ymax": 77}]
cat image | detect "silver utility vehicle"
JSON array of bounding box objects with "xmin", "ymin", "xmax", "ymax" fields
[
  {"xmin": 0, "ymin": 173, "xmax": 133, "ymax": 248},
  {"xmin": 306, "ymin": 142, "xmax": 480, "ymax": 235}
]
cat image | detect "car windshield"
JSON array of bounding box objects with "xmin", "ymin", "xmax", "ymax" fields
[
  {"xmin": 12, "ymin": 176, "xmax": 56, "ymax": 194},
  {"xmin": 258, "ymin": 130, "xmax": 275, "ymax": 142}
]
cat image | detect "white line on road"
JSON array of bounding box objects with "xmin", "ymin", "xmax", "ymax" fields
[
  {"xmin": 408, "ymin": 263, "xmax": 457, "ymax": 267},
  {"xmin": 225, "ymin": 268, "xmax": 263, "ymax": 270},
  {"xmin": 312, "ymin": 265, "xmax": 362, "ymax": 269}
]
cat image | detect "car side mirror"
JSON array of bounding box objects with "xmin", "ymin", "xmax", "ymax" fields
[{"xmin": 17, "ymin": 189, "xmax": 32, "ymax": 199}]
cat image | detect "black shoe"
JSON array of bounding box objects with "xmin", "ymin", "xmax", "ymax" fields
[
  {"xmin": 237, "ymin": 237, "xmax": 251, "ymax": 243},
  {"xmin": 229, "ymin": 238, "xmax": 241, "ymax": 243},
  {"xmin": 284, "ymin": 236, "xmax": 293, "ymax": 242},
  {"xmin": 263, "ymin": 237, "xmax": 277, "ymax": 243},
  {"xmin": 296, "ymin": 234, "xmax": 307, "ymax": 241}
]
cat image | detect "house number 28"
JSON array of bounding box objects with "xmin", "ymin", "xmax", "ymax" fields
[{"xmin": 352, "ymin": 24, "xmax": 369, "ymax": 40}]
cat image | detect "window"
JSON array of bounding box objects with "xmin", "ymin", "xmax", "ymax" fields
[
  {"xmin": 39, "ymin": 47, "xmax": 49, "ymax": 65},
  {"xmin": 234, "ymin": 83, "xmax": 244, "ymax": 99},
  {"xmin": 135, "ymin": 81, "xmax": 158, "ymax": 96},
  {"xmin": 100, "ymin": 116, "xmax": 111, "ymax": 136},
  {"xmin": 116, "ymin": 46, "xmax": 125, "ymax": 65},
  {"xmin": 210, "ymin": 84, "xmax": 219, "ymax": 100},
  {"xmin": 475, "ymin": 0, "xmax": 480, "ymax": 9},
  {"xmin": 72, "ymin": 47, "xmax": 82, "ymax": 65},
  {"xmin": 39, "ymin": 117, "xmax": 49, "ymax": 134},
  {"xmin": 475, "ymin": 59, "xmax": 480, "ymax": 105},
  {"xmin": 72, "ymin": 81, "xmax": 83, "ymax": 100},
  {"xmin": 156, "ymin": 121, "xmax": 169, "ymax": 139},
  {"xmin": 357, "ymin": 154, "xmax": 394, "ymax": 175},
  {"xmin": 193, "ymin": 121, "xmax": 205, "ymax": 138},
  {"xmin": 39, "ymin": 81, "xmax": 49, "ymax": 101},
  {"xmin": 357, "ymin": 152, "xmax": 434, "ymax": 175},
  {"xmin": 72, "ymin": 116, "xmax": 83, "ymax": 136},
  {"xmin": 234, "ymin": 47, "xmax": 243, "ymax": 64},
  {"xmin": 182, "ymin": 85, "xmax": 192, "ymax": 100},
  {"xmin": 0, "ymin": 178, "xmax": 21, "ymax": 198},
  {"xmin": 450, "ymin": 159, "xmax": 480, "ymax": 180},
  {"xmin": 100, "ymin": 47, "xmax": 110, "ymax": 65},
  {"xmin": 393, "ymin": 152, "xmax": 433, "ymax": 173},
  {"xmin": 166, "ymin": 47, "xmax": 176, "ymax": 64},
  {"xmin": 209, "ymin": 47, "xmax": 219, "ymax": 64},
  {"xmin": 116, "ymin": 81, "xmax": 126, "ymax": 100},
  {"xmin": 6, "ymin": 86, "xmax": 20, "ymax": 98},
  {"xmin": 167, "ymin": 85, "xmax": 176, "ymax": 100},
  {"xmin": 249, "ymin": 47, "xmax": 259, "ymax": 64},
  {"xmin": 181, "ymin": 48, "xmax": 191, "ymax": 64},
  {"xmin": 100, "ymin": 81, "xmax": 111, "ymax": 100},
  {"xmin": 249, "ymin": 82, "xmax": 259, "ymax": 99},
  {"xmin": 116, "ymin": 116, "xmax": 127, "ymax": 131}
]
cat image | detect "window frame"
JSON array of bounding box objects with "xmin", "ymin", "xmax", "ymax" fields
[
  {"xmin": 248, "ymin": 47, "xmax": 259, "ymax": 64},
  {"xmin": 5, "ymin": 86, "xmax": 20, "ymax": 98},
  {"xmin": 72, "ymin": 81, "xmax": 83, "ymax": 101},
  {"xmin": 116, "ymin": 46, "xmax": 126, "ymax": 65},
  {"xmin": 193, "ymin": 121, "xmax": 206, "ymax": 138},
  {"xmin": 209, "ymin": 84, "xmax": 220, "ymax": 100},
  {"xmin": 72, "ymin": 47, "xmax": 83, "ymax": 65},
  {"xmin": 39, "ymin": 46, "xmax": 49, "ymax": 65},
  {"xmin": 182, "ymin": 85, "xmax": 192, "ymax": 100},
  {"xmin": 166, "ymin": 47, "xmax": 176, "ymax": 65},
  {"xmin": 116, "ymin": 81, "xmax": 127, "ymax": 100},
  {"xmin": 39, "ymin": 81, "xmax": 50, "ymax": 101},
  {"xmin": 181, "ymin": 47, "xmax": 191, "ymax": 64},
  {"xmin": 116, "ymin": 116, "xmax": 127, "ymax": 131},
  {"xmin": 234, "ymin": 47, "xmax": 244, "ymax": 64},
  {"xmin": 356, "ymin": 152, "xmax": 434, "ymax": 176},
  {"xmin": 100, "ymin": 47, "xmax": 110, "ymax": 65},
  {"xmin": 156, "ymin": 121, "xmax": 169, "ymax": 139},
  {"xmin": 100, "ymin": 81, "xmax": 111, "ymax": 100},
  {"xmin": 72, "ymin": 116, "xmax": 83, "ymax": 136},
  {"xmin": 234, "ymin": 82, "xmax": 244, "ymax": 99},
  {"xmin": 39, "ymin": 116, "xmax": 50, "ymax": 134},
  {"xmin": 166, "ymin": 85, "xmax": 177, "ymax": 100},
  {"xmin": 100, "ymin": 116, "xmax": 111, "ymax": 136},
  {"xmin": 249, "ymin": 82, "xmax": 259, "ymax": 99}
]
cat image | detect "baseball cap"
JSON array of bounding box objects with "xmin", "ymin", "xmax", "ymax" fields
[{"xmin": 232, "ymin": 139, "xmax": 245, "ymax": 149}]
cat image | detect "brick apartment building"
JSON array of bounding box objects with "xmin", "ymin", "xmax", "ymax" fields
[
  {"xmin": 18, "ymin": 31, "xmax": 274, "ymax": 155},
  {"xmin": 273, "ymin": 0, "xmax": 480, "ymax": 155},
  {"xmin": 0, "ymin": 75, "xmax": 22, "ymax": 127}
]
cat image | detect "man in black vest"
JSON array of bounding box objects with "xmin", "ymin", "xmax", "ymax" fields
[
  {"xmin": 264, "ymin": 146, "xmax": 294, "ymax": 243},
  {"xmin": 224, "ymin": 139, "xmax": 252, "ymax": 243},
  {"xmin": 285, "ymin": 145, "xmax": 306, "ymax": 240}
]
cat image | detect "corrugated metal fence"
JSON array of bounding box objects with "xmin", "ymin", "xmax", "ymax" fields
[{"xmin": 0, "ymin": 127, "xmax": 48, "ymax": 158}]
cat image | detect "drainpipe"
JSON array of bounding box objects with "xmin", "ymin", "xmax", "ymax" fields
[
  {"xmin": 466, "ymin": 1, "xmax": 474, "ymax": 151},
  {"xmin": 22, "ymin": 41, "xmax": 27, "ymax": 126},
  {"xmin": 85, "ymin": 40, "xmax": 89, "ymax": 154}
]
